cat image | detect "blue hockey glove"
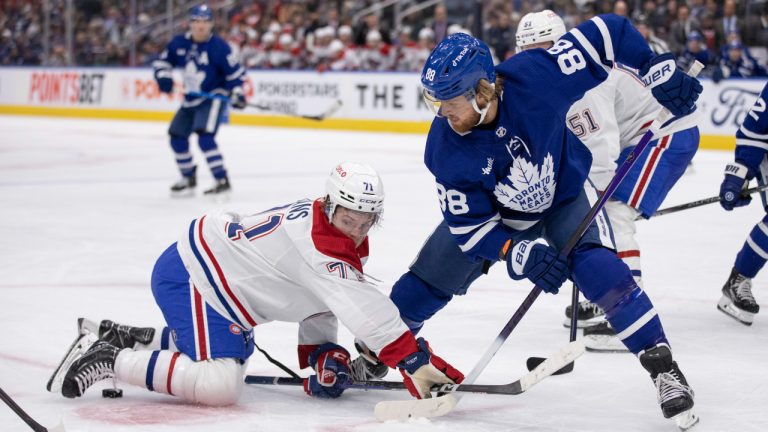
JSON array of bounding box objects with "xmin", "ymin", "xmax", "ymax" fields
[
  {"xmin": 720, "ymin": 162, "xmax": 752, "ymax": 211},
  {"xmin": 303, "ymin": 343, "xmax": 353, "ymax": 399},
  {"xmin": 155, "ymin": 77, "xmax": 173, "ymax": 93},
  {"xmin": 506, "ymin": 238, "xmax": 570, "ymax": 294},
  {"xmin": 398, "ymin": 337, "xmax": 464, "ymax": 399},
  {"xmin": 640, "ymin": 53, "xmax": 702, "ymax": 117},
  {"xmin": 230, "ymin": 87, "xmax": 247, "ymax": 110}
]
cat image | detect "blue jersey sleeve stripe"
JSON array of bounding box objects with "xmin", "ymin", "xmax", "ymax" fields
[
  {"xmin": 591, "ymin": 16, "xmax": 614, "ymax": 63},
  {"xmin": 226, "ymin": 66, "xmax": 245, "ymax": 81},
  {"xmin": 457, "ymin": 220, "xmax": 498, "ymax": 252},
  {"xmin": 739, "ymin": 125, "xmax": 768, "ymax": 140},
  {"xmin": 736, "ymin": 138, "xmax": 768, "ymax": 150},
  {"xmin": 153, "ymin": 60, "xmax": 172, "ymax": 70},
  {"xmin": 448, "ymin": 214, "xmax": 500, "ymax": 235},
  {"xmin": 569, "ymin": 28, "xmax": 612, "ymax": 74}
]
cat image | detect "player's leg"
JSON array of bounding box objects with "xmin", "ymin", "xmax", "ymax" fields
[
  {"xmin": 168, "ymin": 107, "xmax": 197, "ymax": 195},
  {"xmin": 192, "ymin": 98, "xmax": 230, "ymax": 195},
  {"xmin": 549, "ymin": 183, "xmax": 695, "ymax": 421}
]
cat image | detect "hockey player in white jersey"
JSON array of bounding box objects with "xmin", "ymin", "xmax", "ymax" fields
[
  {"xmin": 718, "ymin": 82, "xmax": 768, "ymax": 326},
  {"xmin": 516, "ymin": 11, "xmax": 701, "ymax": 339},
  {"xmin": 47, "ymin": 162, "xmax": 463, "ymax": 405}
]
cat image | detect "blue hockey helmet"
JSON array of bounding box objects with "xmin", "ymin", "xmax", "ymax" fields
[
  {"xmin": 190, "ymin": 4, "xmax": 213, "ymax": 21},
  {"xmin": 420, "ymin": 33, "xmax": 495, "ymax": 102}
]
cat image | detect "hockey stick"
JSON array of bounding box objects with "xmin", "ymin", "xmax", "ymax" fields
[
  {"xmin": 641, "ymin": 184, "xmax": 768, "ymax": 219},
  {"xmin": 0, "ymin": 386, "xmax": 66, "ymax": 432},
  {"xmin": 244, "ymin": 340, "xmax": 584, "ymax": 397},
  {"xmin": 526, "ymin": 60, "xmax": 705, "ymax": 373},
  {"xmin": 187, "ymin": 91, "xmax": 343, "ymax": 121}
]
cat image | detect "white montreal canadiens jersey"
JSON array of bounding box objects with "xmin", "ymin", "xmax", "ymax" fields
[
  {"xmin": 568, "ymin": 64, "xmax": 702, "ymax": 190},
  {"xmin": 175, "ymin": 198, "xmax": 409, "ymax": 353}
]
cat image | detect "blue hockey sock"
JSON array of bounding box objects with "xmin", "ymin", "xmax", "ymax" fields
[
  {"xmin": 170, "ymin": 136, "xmax": 195, "ymax": 177},
  {"xmin": 571, "ymin": 246, "xmax": 668, "ymax": 354},
  {"xmin": 389, "ymin": 271, "xmax": 452, "ymax": 334},
  {"xmin": 197, "ymin": 133, "xmax": 227, "ymax": 180},
  {"xmin": 734, "ymin": 215, "xmax": 768, "ymax": 278}
]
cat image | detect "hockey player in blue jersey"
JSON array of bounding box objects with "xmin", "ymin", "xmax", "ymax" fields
[
  {"xmin": 153, "ymin": 4, "xmax": 247, "ymax": 196},
  {"xmin": 718, "ymin": 81, "xmax": 768, "ymax": 326},
  {"xmin": 351, "ymin": 15, "xmax": 703, "ymax": 428}
]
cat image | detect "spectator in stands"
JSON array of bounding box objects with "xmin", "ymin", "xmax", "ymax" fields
[
  {"xmin": 720, "ymin": 40, "xmax": 768, "ymax": 78},
  {"xmin": 715, "ymin": 0, "xmax": 743, "ymax": 46},
  {"xmin": 669, "ymin": 4, "xmax": 700, "ymax": 55},
  {"xmin": 635, "ymin": 17, "xmax": 670, "ymax": 55},
  {"xmin": 354, "ymin": 13, "xmax": 390, "ymax": 47},
  {"xmin": 486, "ymin": 12, "xmax": 513, "ymax": 61},
  {"xmin": 743, "ymin": 3, "xmax": 768, "ymax": 48},
  {"xmin": 678, "ymin": 31, "xmax": 715, "ymax": 75},
  {"xmin": 430, "ymin": 4, "xmax": 451, "ymax": 44},
  {"xmin": 357, "ymin": 30, "xmax": 392, "ymax": 71},
  {"xmin": 698, "ymin": 12, "xmax": 724, "ymax": 54},
  {"xmin": 613, "ymin": 1, "xmax": 629, "ymax": 17}
]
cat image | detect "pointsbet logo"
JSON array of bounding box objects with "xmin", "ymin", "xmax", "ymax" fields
[{"xmin": 28, "ymin": 72, "xmax": 105, "ymax": 104}]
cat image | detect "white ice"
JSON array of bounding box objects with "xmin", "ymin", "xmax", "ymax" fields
[{"xmin": 1, "ymin": 116, "xmax": 766, "ymax": 432}]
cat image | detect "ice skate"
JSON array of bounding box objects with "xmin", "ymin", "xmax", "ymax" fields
[
  {"xmin": 203, "ymin": 177, "xmax": 231, "ymax": 195},
  {"xmin": 638, "ymin": 344, "xmax": 698, "ymax": 430},
  {"xmin": 563, "ymin": 299, "xmax": 606, "ymax": 328},
  {"xmin": 47, "ymin": 329, "xmax": 98, "ymax": 393},
  {"xmin": 350, "ymin": 339, "xmax": 388, "ymax": 381},
  {"xmin": 583, "ymin": 321, "xmax": 629, "ymax": 353},
  {"xmin": 80, "ymin": 317, "xmax": 155, "ymax": 349},
  {"xmin": 61, "ymin": 340, "xmax": 121, "ymax": 398},
  {"xmin": 717, "ymin": 267, "xmax": 759, "ymax": 326},
  {"xmin": 170, "ymin": 174, "xmax": 197, "ymax": 197}
]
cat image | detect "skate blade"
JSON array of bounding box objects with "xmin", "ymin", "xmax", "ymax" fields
[
  {"xmin": 673, "ymin": 409, "xmax": 700, "ymax": 431},
  {"xmin": 170, "ymin": 189, "xmax": 196, "ymax": 198},
  {"xmin": 562, "ymin": 316, "xmax": 607, "ymax": 329},
  {"xmin": 583, "ymin": 335, "xmax": 630, "ymax": 353},
  {"xmin": 47, "ymin": 332, "xmax": 98, "ymax": 393},
  {"xmin": 717, "ymin": 296, "xmax": 755, "ymax": 326}
]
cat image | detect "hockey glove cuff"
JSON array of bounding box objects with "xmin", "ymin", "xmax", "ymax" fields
[
  {"xmin": 230, "ymin": 86, "xmax": 247, "ymax": 110},
  {"xmin": 303, "ymin": 343, "xmax": 353, "ymax": 399},
  {"xmin": 719, "ymin": 162, "xmax": 752, "ymax": 211},
  {"xmin": 397, "ymin": 337, "xmax": 464, "ymax": 399},
  {"xmin": 640, "ymin": 53, "xmax": 702, "ymax": 117},
  {"xmin": 506, "ymin": 238, "xmax": 570, "ymax": 294}
]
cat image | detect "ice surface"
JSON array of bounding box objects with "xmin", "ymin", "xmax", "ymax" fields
[{"xmin": 1, "ymin": 116, "xmax": 766, "ymax": 432}]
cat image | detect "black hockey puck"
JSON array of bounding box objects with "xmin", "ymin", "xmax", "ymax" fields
[{"xmin": 102, "ymin": 388, "xmax": 123, "ymax": 398}]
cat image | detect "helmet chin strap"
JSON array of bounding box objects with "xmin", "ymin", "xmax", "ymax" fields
[{"xmin": 470, "ymin": 83, "xmax": 494, "ymax": 126}]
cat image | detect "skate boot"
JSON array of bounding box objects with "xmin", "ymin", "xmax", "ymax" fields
[
  {"xmin": 638, "ymin": 344, "xmax": 698, "ymax": 430},
  {"xmin": 349, "ymin": 339, "xmax": 388, "ymax": 381},
  {"xmin": 47, "ymin": 330, "xmax": 98, "ymax": 393},
  {"xmin": 717, "ymin": 267, "xmax": 759, "ymax": 326},
  {"xmin": 563, "ymin": 299, "xmax": 606, "ymax": 328},
  {"xmin": 79, "ymin": 317, "xmax": 155, "ymax": 349},
  {"xmin": 61, "ymin": 340, "xmax": 121, "ymax": 398},
  {"xmin": 582, "ymin": 321, "xmax": 628, "ymax": 353},
  {"xmin": 204, "ymin": 177, "xmax": 231, "ymax": 195},
  {"xmin": 170, "ymin": 173, "xmax": 197, "ymax": 196}
]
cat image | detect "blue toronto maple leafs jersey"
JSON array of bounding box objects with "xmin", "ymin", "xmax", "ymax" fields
[
  {"xmin": 153, "ymin": 33, "xmax": 245, "ymax": 107},
  {"xmin": 734, "ymin": 82, "xmax": 768, "ymax": 177},
  {"xmin": 425, "ymin": 14, "xmax": 655, "ymax": 262}
]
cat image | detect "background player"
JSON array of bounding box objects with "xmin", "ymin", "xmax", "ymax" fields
[
  {"xmin": 718, "ymin": 81, "xmax": 768, "ymax": 326},
  {"xmin": 46, "ymin": 162, "xmax": 462, "ymax": 405},
  {"xmin": 378, "ymin": 16, "xmax": 701, "ymax": 428},
  {"xmin": 515, "ymin": 11, "xmax": 701, "ymax": 343},
  {"xmin": 153, "ymin": 4, "xmax": 247, "ymax": 196}
]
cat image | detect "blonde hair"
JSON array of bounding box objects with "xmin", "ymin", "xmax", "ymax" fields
[{"xmin": 476, "ymin": 76, "xmax": 504, "ymax": 103}]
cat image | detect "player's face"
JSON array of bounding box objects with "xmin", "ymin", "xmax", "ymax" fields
[
  {"xmin": 439, "ymin": 92, "xmax": 481, "ymax": 133},
  {"xmin": 331, "ymin": 206, "xmax": 377, "ymax": 247},
  {"xmin": 190, "ymin": 19, "xmax": 213, "ymax": 42}
]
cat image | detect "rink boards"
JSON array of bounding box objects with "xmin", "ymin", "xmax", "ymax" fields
[{"xmin": 0, "ymin": 67, "xmax": 765, "ymax": 149}]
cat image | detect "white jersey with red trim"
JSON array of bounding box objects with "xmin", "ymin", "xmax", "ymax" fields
[
  {"xmin": 568, "ymin": 64, "xmax": 702, "ymax": 190},
  {"xmin": 175, "ymin": 198, "xmax": 410, "ymax": 357}
]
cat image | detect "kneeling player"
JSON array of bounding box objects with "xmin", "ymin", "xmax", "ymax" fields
[{"xmin": 47, "ymin": 162, "xmax": 462, "ymax": 405}]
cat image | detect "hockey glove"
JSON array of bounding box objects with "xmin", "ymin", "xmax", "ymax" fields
[
  {"xmin": 398, "ymin": 337, "xmax": 464, "ymax": 399},
  {"xmin": 640, "ymin": 53, "xmax": 702, "ymax": 117},
  {"xmin": 719, "ymin": 162, "xmax": 752, "ymax": 211},
  {"xmin": 506, "ymin": 238, "xmax": 569, "ymax": 294},
  {"xmin": 303, "ymin": 343, "xmax": 353, "ymax": 399},
  {"xmin": 230, "ymin": 87, "xmax": 247, "ymax": 110}
]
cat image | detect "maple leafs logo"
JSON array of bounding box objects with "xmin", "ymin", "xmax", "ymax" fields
[
  {"xmin": 183, "ymin": 61, "xmax": 206, "ymax": 93},
  {"xmin": 493, "ymin": 153, "xmax": 556, "ymax": 213}
]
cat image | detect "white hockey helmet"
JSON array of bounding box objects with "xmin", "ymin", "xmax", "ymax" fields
[
  {"xmin": 515, "ymin": 10, "xmax": 566, "ymax": 49},
  {"xmin": 325, "ymin": 162, "xmax": 384, "ymax": 220}
]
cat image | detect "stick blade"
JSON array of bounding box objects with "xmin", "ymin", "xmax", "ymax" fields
[
  {"xmin": 523, "ymin": 340, "xmax": 585, "ymax": 383},
  {"xmin": 374, "ymin": 394, "xmax": 458, "ymax": 422},
  {"xmin": 48, "ymin": 420, "xmax": 67, "ymax": 432}
]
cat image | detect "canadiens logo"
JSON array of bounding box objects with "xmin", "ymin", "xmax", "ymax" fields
[
  {"xmin": 495, "ymin": 126, "xmax": 507, "ymax": 137},
  {"xmin": 229, "ymin": 324, "xmax": 243, "ymax": 335},
  {"xmin": 493, "ymin": 153, "xmax": 556, "ymax": 213}
]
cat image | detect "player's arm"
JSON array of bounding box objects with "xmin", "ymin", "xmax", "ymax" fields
[
  {"xmin": 152, "ymin": 37, "xmax": 179, "ymax": 94},
  {"xmin": 299, "ymin": 271, "xmax": 463, "ymax": 399},
  {"xmin": 720, "ymin": 84, "xmax": 768, "ymax": 210},
  {"xmin": 218, "ymin": 41, "xmax": 247, "ymax": 109}
]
